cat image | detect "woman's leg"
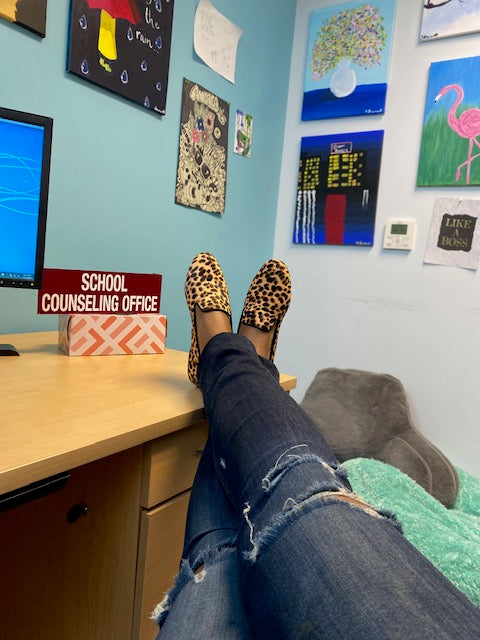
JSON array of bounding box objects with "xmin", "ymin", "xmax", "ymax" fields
[
  {"xmin": 153, "ymin": 437, "xmax": 255, "ymax": 639},
  {"xmin": 198, "ymin": 332, "xmax": 480, "ymax": 640}
]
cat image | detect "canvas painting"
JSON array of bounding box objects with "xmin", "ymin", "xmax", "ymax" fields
[
  {"xmin": 234, "ymin": 109, "xmax": 253, "ymax": 157},
  {"xmin": 424, "ymin": 197, "xmax": 480, "ymax": 270},
  {"xmin": 302, "ymin": 0, "xmax": 396, "ymax": 120},
  {"xmin": 0, "ymin": 0, "xmax": 47, "ymax": 37},
  {"xmin": 420, "ymin": 0, "xmax": 480, "ymax": 42},
  {"xmin": 417, "ymin": 56, "xmax": 480, "ymax": 187},
  {"xmin": 175, "ymin": 79, "xmax": 229, "ymax": 215},
  {"xmin": 294, "ymin": 130, "xmax": 384, "ymax": 247},
  {"xmin": 67, "ymin": 0, "xmax": 174, "ymax": 115}
]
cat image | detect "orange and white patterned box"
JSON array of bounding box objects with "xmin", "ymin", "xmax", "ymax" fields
[{"xmin": 58, "ymin": 314, "xmax": 167, "ymax": 356}]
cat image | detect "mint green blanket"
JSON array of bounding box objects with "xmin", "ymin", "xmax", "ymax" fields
[{"xmin": 344, "ymin": 458, "xmax": 480, "ymax": 606}]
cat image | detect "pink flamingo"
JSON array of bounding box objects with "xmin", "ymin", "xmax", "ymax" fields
[{"xmin": 435, "ymin": 83, "xmax": 480, "ymax": 184}]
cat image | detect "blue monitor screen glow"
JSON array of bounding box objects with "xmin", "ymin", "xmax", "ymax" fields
[{"xmin": 0, "ymin": 107, "xmax": 53, "ymax": 290}]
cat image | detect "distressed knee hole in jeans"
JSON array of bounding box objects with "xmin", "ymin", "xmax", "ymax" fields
[
  {"xmin": 260, "ymin": 445, "xmax": 349, "ymax": 494},
  {"xmin": 243, "ymin": 452, "xmax": 401, "ymax": 563},
  {"xmin": 151, "ymin": 541, "xmax": 236, "ymax": 627}
]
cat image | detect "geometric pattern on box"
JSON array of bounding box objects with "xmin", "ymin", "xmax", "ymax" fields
[{"xmin": 58, "ymin": 314, "xmax": 167, "ymax": 356}]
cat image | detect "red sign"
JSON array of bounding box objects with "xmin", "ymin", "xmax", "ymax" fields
[{"xmin": 38, "ymin": 269, "xmax": 162, "ymax": 315}]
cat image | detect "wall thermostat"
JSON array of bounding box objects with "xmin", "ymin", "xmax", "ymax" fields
[{"xmin": 383, "ymin": 219, "xmax": 416, "ymax": 251}]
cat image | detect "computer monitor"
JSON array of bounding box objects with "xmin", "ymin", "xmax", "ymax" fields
[{"xmin": 0, "ymin": 106, "xmax": 53, "ymax": 290}]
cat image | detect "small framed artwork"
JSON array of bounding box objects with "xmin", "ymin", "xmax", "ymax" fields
[
  {"xmin": 67, "ymin": 0, "xmax": 174, "ymax": 115},
  {"xmin": 234, "ymin": 110, "xmax": 253, "ymax": 158},
  {"xmin": 0, "ymin": 0, "xmax": 47, "ymax": 37},
  {"xmin": 418, "ymin": 55, "xmax": 480, "ymax": 187},
  {"xmin": 294, "ymin": 130, "xmax": 384, "ymax": 247},
  {"xmin": 302, "ymin": 0, "xmax": 396, "ymax": 120},
  {"xmin": 420, "ymin": 1, "xmax": 480, "ymax": 42}
]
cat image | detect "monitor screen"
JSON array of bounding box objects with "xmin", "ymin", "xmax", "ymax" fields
[{"xmin": 0, "ymin": 107, "xmax": 53, "ymax": 289}]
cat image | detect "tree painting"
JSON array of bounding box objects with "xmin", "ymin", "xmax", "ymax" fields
[
  {"xmin": 302, "ymin": 1, "xmax": 396, "ymax": 121},
  {"xmin": 420, "ymin": 0, "xmax": 480, "ymax": 41},
  {"xmin": 311, "ymin": 4, "xmax": 387, "ymax": 98}
]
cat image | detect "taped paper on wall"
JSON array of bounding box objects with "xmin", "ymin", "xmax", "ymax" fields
[{"xmin": 194, "ymin": 0, "xmax": 243, "ymax": 83}]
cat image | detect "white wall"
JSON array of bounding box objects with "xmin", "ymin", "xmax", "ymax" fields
[{"xmin": 274, "ymin": 0, "xmax": 480, "ymax": 477}]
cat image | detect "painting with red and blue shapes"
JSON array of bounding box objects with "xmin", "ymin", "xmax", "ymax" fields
[
  {"xmin": 294, "ymin": 130, "xmax": 384, "ymax": 247},
  {"xmin": 418, "ymin": 55, "xmax": 480, "ymax": 187},
  {"xmin": 67, "ymin": 0, "xmax": 174, "ymax": 115}
]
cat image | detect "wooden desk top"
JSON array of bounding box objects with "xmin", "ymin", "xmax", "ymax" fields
[{"xmin": 0, "ymin": 331, "xmax": 296, "ymax": 495}]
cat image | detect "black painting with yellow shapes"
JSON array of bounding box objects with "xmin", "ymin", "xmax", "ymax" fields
[
  {"xmin": 0, "ymin": 0, "xmax": 47, "ymax": 37},
  {"xmin": 67, "ymin": 0, "xmax": 174, "ymax": 115},
  {"xmin": 175, "ymin": 79, "xmax": 229, "ymax": 215}
]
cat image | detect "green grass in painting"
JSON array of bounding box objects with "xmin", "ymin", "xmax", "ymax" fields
[{"xmin": 417, "ymin": 108, "xmax": 480, "ymax": 187}]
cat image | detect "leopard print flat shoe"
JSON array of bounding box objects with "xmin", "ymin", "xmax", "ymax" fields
[
  {"xmin": 238, "ymin": 259, "xmax": 292, "ymax": 362},
  {"xmin": 184, "ymin": 252, "xmax": 232, "ymax": 385}
]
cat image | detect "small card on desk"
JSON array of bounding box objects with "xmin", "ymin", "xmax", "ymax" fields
[{"xmin": 58, "ymin": 314, "xmax": 167, "ymax": 356}]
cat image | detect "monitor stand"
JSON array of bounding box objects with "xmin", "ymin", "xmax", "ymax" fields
[{"xmin": 0, "ymin": 344, "xmax": 20, "ymax": 356}]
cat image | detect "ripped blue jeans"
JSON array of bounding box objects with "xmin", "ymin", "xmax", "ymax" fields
[{"xmin": 153, "ymin": 334, "xmax": 480, "ymax": 639}]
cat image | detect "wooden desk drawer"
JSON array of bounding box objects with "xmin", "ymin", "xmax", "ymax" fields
[
  {"xmin": 133, "ymin": 491, "xmax": 191, "ymax": 640},
  {"xmin": 0, "ymin": 448, "xmax": 142, "ymax": 640},
  {"xmin": 141, "ymin": 420, "xmax": 208, "ymax": 508}
]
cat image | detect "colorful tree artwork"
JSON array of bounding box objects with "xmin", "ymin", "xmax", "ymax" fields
[
  {"xmin": 67, "ymin": 0, "xmax": 174, "ymax": 115},
  {"xmin": 302, "ymin": 1, "xmax": 396, "ymax": 120},
  {"xmin": 418, "ymin": 56, "xmax": 480, "ymax": 187},
  {"xmin": 294, "ymin": 130, "xmax": 384, "ymax": 247}
]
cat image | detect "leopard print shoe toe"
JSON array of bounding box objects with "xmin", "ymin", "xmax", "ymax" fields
[
  {"xmin": 238, "ymin": 259, "xmax": 292, "ymax": 362},
  {"xmin": 184, "ymin": 252, "xmax": 232, "ymax": 385}
]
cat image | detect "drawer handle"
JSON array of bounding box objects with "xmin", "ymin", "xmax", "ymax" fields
[
  {"xmin": 0, "ymin": 472, "xmax": 70, "ymax": 512},
  {"xmin": 66, "ymin": 502, "xmax": 89, "ymax": 523}
]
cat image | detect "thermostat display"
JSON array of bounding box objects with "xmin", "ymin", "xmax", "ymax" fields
[
  {"xmin": 390, "ymin": 223, "xmax": 408, "ymax": 235},
  {"xmin": 383, "ymin": 219, "xmax": 416, "ymax": 251}
]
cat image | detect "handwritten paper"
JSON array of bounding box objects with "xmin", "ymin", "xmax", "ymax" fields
[{"xmin": 194, "ymin": 0, "xmax": 243, "ymax": 83}]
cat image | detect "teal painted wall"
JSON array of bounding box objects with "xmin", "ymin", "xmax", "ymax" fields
[{"xmin": 0, "ymin": 0, "xmax": 296, "ymax": 351}]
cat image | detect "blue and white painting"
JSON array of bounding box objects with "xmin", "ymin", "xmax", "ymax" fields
[
  {"xmin": 302, "ymin": 1, "xmax": 396, "ymax": 120},
  {"xmin": 420, "ymin": 0, "xmax": 480, "ymax": 42}
]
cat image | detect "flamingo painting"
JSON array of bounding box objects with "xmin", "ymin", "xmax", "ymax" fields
[{"xmin": 435, "ymin": 84, "xmax": 480, "ymax": 184}]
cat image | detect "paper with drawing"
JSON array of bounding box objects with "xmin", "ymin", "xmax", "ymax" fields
[{"xmin": 194, "ymin": 0, "xmax": 243, "ymax": 83}]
